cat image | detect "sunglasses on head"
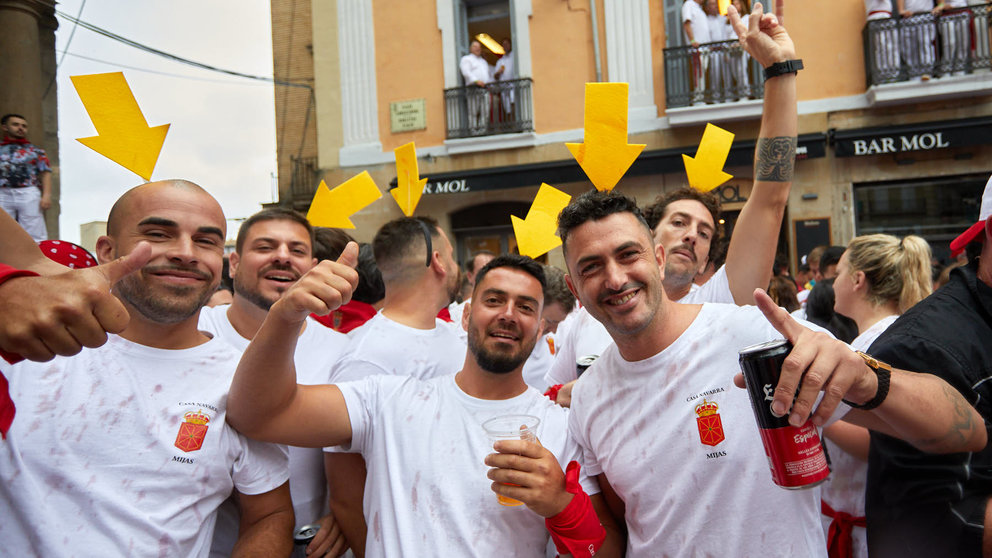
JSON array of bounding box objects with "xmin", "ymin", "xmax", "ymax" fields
[{"xmin": 416, "ymin": 219, "xmax": 433, "ymax": 267}]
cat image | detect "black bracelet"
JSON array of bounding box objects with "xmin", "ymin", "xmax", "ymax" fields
[
  {"xmin": 843, "ymin": 352, "xmax": 892, "ymax": 411},
  {"xmin": 764, "ymin": 59, "xmax": 803, "ymax": 81}
]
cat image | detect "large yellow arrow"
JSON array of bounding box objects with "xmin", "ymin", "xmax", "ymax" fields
[
  {"xmin": 682, "ymin": 123, "xmax": 734, "ymax": 192},
  {"xmin": 566, "ymin": 83, "xmax": 645, "ymax": 192},
  {"xmin": 71, "ymin": 72, "xmax": 170, "ymax": 181},
  {"xmin": 306, "ymin": 172, "xmax": 383, "ymax": 229},
  {"xmin": 511, "ymin": 184, "xmax": 572, "ymax": 258},
  {"xmin": 391, "ymin": 142, "xmax": 428, "ymax": 217}
]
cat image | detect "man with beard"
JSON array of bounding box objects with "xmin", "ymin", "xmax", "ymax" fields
[
  {"xmin": 322, "ymin": 216, "xmax": 467, "ymax": 555},
  {"xmin": 197, "ymin": 208, "xmax": 350, "ymax": 557},
  {"xmin": 228, "ymin": 255, "xmax": 622, "ymax": 557},
  {"xmin": 0, "ymin": 180, "xmax": 293, "ymax": 557},
  {"xmin": 546, "ymin": 0, "xmax": 800, "ymax": 396}
]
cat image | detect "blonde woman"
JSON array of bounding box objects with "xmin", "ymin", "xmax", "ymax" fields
[{"xmin": 820, "ymin": 234, "xmax": 933, "ymax": 558}]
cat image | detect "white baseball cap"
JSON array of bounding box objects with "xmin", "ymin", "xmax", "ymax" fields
[{"xmin": 950, "ymin": 174, "xmax": 992, "ymax": 257}]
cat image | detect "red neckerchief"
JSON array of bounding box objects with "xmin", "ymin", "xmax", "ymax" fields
[
  {"xmin": 0, "ymin": 137, "xmax": 30, "ymax": 146},
  {"xmin": 821, "ymin": 500, "xmax": 867, "ymax": 558}
]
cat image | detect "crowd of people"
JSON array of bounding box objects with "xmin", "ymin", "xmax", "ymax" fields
[
  {"xmin": 1, "ymin": 3, "xmax": 990, "ymax": 557},
  {"xmin": 865, "ymin": 0, "xmax": 985, "ymax": 82}
]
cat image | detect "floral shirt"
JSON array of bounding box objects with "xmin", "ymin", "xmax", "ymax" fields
[{"xmin": 0, "ymin": 142, "xmax": 51, "ymax": 189}]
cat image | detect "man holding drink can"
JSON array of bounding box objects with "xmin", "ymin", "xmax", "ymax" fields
[
  {"xmin": 228, "ymin": 253, "xmax": 622, "ymax": 557},
  {"xmin": 555, "ymin": 191, "xmax": 984, "ymax": 555}
]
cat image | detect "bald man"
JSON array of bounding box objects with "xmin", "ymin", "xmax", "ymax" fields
[{"xmin": 0, "ymin": 180, "xmax": 294, "ymax": 557}]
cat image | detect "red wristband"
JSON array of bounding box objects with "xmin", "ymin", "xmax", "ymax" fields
[
  {"xmin": 0, "ymin": 264, "xmax": 38, "ymax": 365},
  {"xmin": 545, "ymin": 461, "xmax": 606, "ymax": 558},
  {"xmin": 544, "ymin": 384, "xmax": 563, "ymax": 403}
]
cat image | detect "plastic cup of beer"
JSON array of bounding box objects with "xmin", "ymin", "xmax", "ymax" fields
[{"xmin": 483, "ymin": 414, "xmax": 541, "ymax": 507}]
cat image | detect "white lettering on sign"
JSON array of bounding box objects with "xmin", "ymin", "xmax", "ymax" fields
[
  {"xmin": 424, "ymin": 179, "xmax": 470, "ymax": 194},
  {"xmin": 854, "ymin": 132, "xmax": 951, "ymax": 155}
]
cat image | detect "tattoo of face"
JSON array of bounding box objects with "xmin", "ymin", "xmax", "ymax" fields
[{"xmin": 754, "ymin": 136, "xmax": 797, "ymax": 182}]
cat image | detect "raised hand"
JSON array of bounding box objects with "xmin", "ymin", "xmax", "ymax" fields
[
  {"xmin": 728, "ymin": 0, "xmax": 796, "ymax": 68},
  {"xmin": 0, "ymin": 242, "xmax": 152, "ymax": 361},
  {"xmin": 271, "ymin": 242, "xmax": 360, "ymax": 325},
  {"xmin": 741, "ymin": 289, "xmax": 876, "ymax": 427}
]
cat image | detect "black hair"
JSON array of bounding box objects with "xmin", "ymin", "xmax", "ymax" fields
[
  {"xmin": 557, "ymin": 190, "xmax": 651, "ymax": 255},
  {"xmin": 1, "ymin": 114, "xmax": 25, "ymax": 125},
  {"xmin": 353, "ymin": 243, "xmax": 386, "ymax": 304},
  {"xmin": 372, "ymin": 216, "xmax": 441, "ymax": 280},
  {"xmin": 312, "ymin": 227, "xmax": 356, "ymax": 262},
  {"xmin": 473, "ymin": 254, "xmax": 546, "ymax": 298}
]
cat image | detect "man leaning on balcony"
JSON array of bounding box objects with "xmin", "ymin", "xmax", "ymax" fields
[{"xmin": 459, "ymin": 40, "xmax": 493, "ymax": 135}]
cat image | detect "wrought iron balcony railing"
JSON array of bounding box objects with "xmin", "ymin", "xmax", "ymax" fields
[
  {"xmin": 663, "ymin": 40, "xmax": 764, "ymax": 109},
  {"xmin": 290, "ymin": 155, "xmax": 319, "ymax": 201},
  {"xmin": 444, "ymin": 78, "xmax": 534, "ymax": 139},
  {"xmin": 864, "ymin": 3, "xmax": 991, "ymax": 86}
]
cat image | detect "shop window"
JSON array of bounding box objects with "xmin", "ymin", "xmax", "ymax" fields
[{"xmin": 854, "ymin": 174, "xmax": 986, "ymax": 264}]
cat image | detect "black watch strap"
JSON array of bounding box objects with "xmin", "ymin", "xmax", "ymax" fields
[
  {"xmin": 764, "ymin": 59, "xmax": 803, "ymax": 81},
  {"xmin": 843, "ymin": 351, "xmax": 892, "ymax": 411}
]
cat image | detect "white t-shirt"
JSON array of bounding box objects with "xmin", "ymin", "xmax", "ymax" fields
[
  {"xmin": 330, "ymin": 312, "xmax": 466, "ymax": 383},
  {"xmin": 447, "ymin": 299, "xmax": 469, "ymax": 343},
  {"xmin": 682, "ymin": 0, "xmax": 711, "ymax": 43},
  {"xmin": 521, "ymin": 332, "xmax": 559, "ymax": 391},
  {"xmin": 569, "ymin": 303, "xmax": 841, "ymax": 557},
  {"xmin": 460, "ymin": 53, "xmax": 492, "ymax": 85},
  {"xmin": 865, "ymin": 0, "xmax": 893, "ymax": 16},
  {"xmin": 904, "ymin": 0, "xmax": 935, "ymax": 12},
  {"xmin": 707, "ymin": 13, "xmax": 726, "ymax": 43},
  {"xmin": 496, "ymin": 54, "xmax": 515, "ymax": 81},
  {"xmin": 820, "ymin": 313, "xmax": 898, "ymax": 558},
  {"xmin": 198, "ymin": 305, "xmax": 349, "ymax": 555},
  {"xmin": 544, "ymin": 265, "xmax": 734, "ymax": 386},
  {"xmin": 338, "ymin": 373, "xmax": 594, "ymax": 557},
  {"xmin": 0, "ymin": 335, "xmax": 289, "ymax": 558}
]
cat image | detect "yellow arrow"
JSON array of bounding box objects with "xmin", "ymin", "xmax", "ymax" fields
[
  {"xmin": 566, "ymin": 83, "xmax": 645, "ymax": 192},
  {"xmin": 511, "ymin": 184, "xmax": 572, "ymax": 258},
  {"xmin": 391, "ymin": 142, "xmax": 428, "ymax": 217},
  {"xmin": 71, "ymin": 72, "xmax": 170, "ymax": 181},
  {"xmin": 306, "ymin": 172, "xmax": 383, "ymax": 229},
  {"xmin": 682, "ymin": 123, "xmax": 734, "ymax": 192}
]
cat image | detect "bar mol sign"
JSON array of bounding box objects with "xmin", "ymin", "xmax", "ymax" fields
[
  {"xmin": 853, "ymin": 132, "xmax": 950, "ymax": 156},
  {"xmin": 424, "ymin": 179, "xmax": 470, "ymax": 194}
]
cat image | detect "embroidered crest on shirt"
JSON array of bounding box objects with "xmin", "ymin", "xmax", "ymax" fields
[
  {"xmin": 174, "ymin": 409, "xmax": 211, "ymax": 452},
  {"xmin": 695, "ymin": 399, "xmax": 725, "ymax": 446}
]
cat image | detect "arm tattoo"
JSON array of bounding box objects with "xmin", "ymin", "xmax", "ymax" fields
[
  {"xmin": 754, "ymin": 136, "xmax": 797, "ymax": 182},
  {"xmin": 917, "ymin": 382, "xmax": 975, "ymax": 452}
]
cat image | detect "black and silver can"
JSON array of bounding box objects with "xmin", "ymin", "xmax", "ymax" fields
[
  {"xmin": 576, "ymin": 354, "xmax": 599, "ymax": 377},
  {"xmin": 291, "ymin": 524, "xmax": 321, "ymax": 558}
]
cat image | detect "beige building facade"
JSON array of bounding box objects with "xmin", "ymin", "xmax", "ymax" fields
[{"xmin": 270, "ymin": 0, "xmax": 992, "ymax": 270}]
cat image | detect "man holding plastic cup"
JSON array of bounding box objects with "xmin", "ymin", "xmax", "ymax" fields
[{"xmin": 227, "ymin": 253, "xmax": 623, "ymax": 557}]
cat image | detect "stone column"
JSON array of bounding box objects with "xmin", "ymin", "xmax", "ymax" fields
[
  {"xmin": 337, "ymin": 0, "xmax": 382, "ymax": 166},
  {"xmin": 0, "ymin": 0, "xmax": 59, "ymax": 238}
]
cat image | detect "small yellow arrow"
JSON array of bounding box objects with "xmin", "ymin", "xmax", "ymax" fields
[
  {"xmin": 306, "ymin": 172, "xmax": 383, "ymax": 229},
  {"xmin": 682, "ymin": 123, "xmax": 734, "ymax": 192},
  {"xmin": 718, "ymin": 0, "xmax": 730, "ymax": 15},
  {"xmin": 566, "ymin": 83, "xmax": 645, "ymax": 192},
  {"xmin": 391, "ymin": 142, "xmax": 428, "ymax": 217},
  {"xmin": 71, "ymin": 72, "xmax": 170, "ymax": 181},
  {"xmin": 511, "ymin": 184, "xmax": 572, "ymax": 258}
]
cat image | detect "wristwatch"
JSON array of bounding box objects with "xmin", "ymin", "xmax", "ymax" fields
[
  {"xmin": 843, "ymin": 351, "xmax": 892, "ymax": 411},
  {"xmin": 764, "ymin": 59, "xmax": 803, "ymax": 81}
]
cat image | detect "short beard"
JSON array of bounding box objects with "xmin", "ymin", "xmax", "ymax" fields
[
  {"xmin": 467, "ymin": 322, "xmax": 535, "ymax": 374},
  {"xmin": 233, "ymin": 276, "xmax": 278, "ymax": 311},
  {"xmin": 663, "ymin": 262, "xmax": 697, "ymax": 293},
  {"xmin": 116, "ymin": 273, "xmax": 213, "ymax": 324}
]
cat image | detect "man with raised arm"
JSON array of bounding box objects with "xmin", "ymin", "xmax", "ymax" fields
[
  {"xmin": 198, "ymin": 208, "xmax": 349, "ymax": 558},
  {"xmin": 546, "ymin": 0, "xmax": 800, "ymax": 394},
  {"xmin": 0, "ymin": 180, "xmax": 293, "ymax": 557},
  {"xmin": 557, "ymin": 185, "xmax": 983, "ymax": 556},
  {"xmin": 229, "ymin": 254, "xmax": 623, "ymax": 557}
]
